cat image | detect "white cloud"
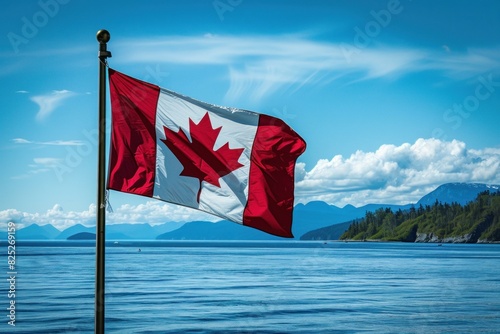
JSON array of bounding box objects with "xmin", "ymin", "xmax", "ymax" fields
[
  {"xmin": 109, "ymin": 201, "xmax": 218, "ymax": 225},
  {"xmin": 115, "ymin": 34, "xmax": 500, "ymax": 102},
  {"xmin": 0, "ymin": 201, "xmax": 216, "ymax": 231},
  {"xmin": 30, "ymin": 90, "xmax": 76, "ymax": 121},
  {"xmin": 3, "ymin": 138, "xmax": 499, "ymax": 229},
  {"xmin": 0, "ymin": 204, "xmax": 96, "ymax": 231},
  {"xmin": 12, "ymin": 138, "xmax": 85, "ymax": 146},
  {"xmin": 296, "ymin": 138, "xmax": 500, "ymax": 207}
]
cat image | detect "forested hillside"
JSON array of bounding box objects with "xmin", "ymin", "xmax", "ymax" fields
[{"xmin": 340, "ymin": 191, "xmax": 500, "ymax": 243}]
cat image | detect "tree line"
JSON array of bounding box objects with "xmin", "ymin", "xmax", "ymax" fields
[{"xmin": 340, "ymin": 191, "xmax": 500, "ymax": 242}]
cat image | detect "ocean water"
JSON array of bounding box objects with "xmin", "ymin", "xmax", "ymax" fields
[{"xmin": 1, "ymin": 241, "xmax": 499, "ymax": 333}]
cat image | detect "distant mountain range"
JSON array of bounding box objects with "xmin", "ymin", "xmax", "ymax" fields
[
  {"xmin": 416, "ymin": 183, "xmax": 499, "ymax": 206},
  {"xmin": 0, "ymin": 222, "xmax": 184, "ymax": 241},
  {"xmin": 2, "ymin": 183, "xmax": 498, "ymax": 241}
]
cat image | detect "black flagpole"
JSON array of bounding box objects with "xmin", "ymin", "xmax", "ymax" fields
[{"xmin": 96, "ymin": 29, "xmax": 111, "ymax": 334}]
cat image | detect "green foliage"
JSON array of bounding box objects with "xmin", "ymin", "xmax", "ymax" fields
[{"xmin": 340, "ymin": 191, "xmax": 500, "ymax": 242}]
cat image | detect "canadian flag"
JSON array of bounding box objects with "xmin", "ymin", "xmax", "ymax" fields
[{"xmin": 107, "ymin": 69, "xmax": 306, "ymax": 237}]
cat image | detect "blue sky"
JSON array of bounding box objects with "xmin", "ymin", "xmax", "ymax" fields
[{"xmin": 1, "ymin": 0, "xmax": 499, "ymax": 230}]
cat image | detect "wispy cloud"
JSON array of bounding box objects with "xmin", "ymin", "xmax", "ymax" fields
[
  {"xmin": 296, "ymin": 138, "xmax": 500, "ymax": 207},
  {"xmin": 16, "ymin": 90, "xmax": 29, "ymax": 94},
  {"xmin": 115, "ymin": 34, "xmax": 500, "ymax": 102},
  {"xmin": 11, "ymin": 157, "xmax": 62, "ymax": 180},
  {"xmin": 420, "ymin": 46, "xmax": 500, "ymax": 79},
  {"xmin": 12, "ymin": 138, "xmax": 85, "ymax": 146},
  {"xmin": 32, "ymin": 157, "xmax": 62, "ymax": 166},
  {"xmin": 30, "ymin": 90, "xmax": 76, "ymax": 121},
  {"xmin": 11, "ymin": 138, "xmax": 30, "ymax": 144},
  {"xmin": 0, "ymin": 45, "xmax": 95, "ymax": 78}
]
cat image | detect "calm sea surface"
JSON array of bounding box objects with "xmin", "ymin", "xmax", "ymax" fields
[{"xmin": 1, "ymin": 241, "xmax": 499, "ymax": 333}]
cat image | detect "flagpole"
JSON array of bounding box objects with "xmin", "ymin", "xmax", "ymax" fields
[{"xmin": 96, "ymin": 29, "xmax": 111, "ymax": 334}]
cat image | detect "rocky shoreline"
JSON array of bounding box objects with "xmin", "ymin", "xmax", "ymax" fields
[
  {"xmin": 340, "ymin": 237, "xmax": 500, "ymax": 244},
  {"xmin": 414, "ymin": 232, "xmax": 499, "ymax": 244}
]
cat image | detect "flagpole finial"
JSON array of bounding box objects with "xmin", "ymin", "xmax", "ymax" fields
[
  {"xmin": 96, "ymin": 29, "xmax": 110, "ymax": 44},
  {"xmin": 96, "ymin": 29, "xmax": 111, "ymax": 60}
]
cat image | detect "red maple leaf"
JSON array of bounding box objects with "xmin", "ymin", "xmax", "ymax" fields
[{"xmin": 161, "ymin": 112, "xmax": 244, "ymax": 202}]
